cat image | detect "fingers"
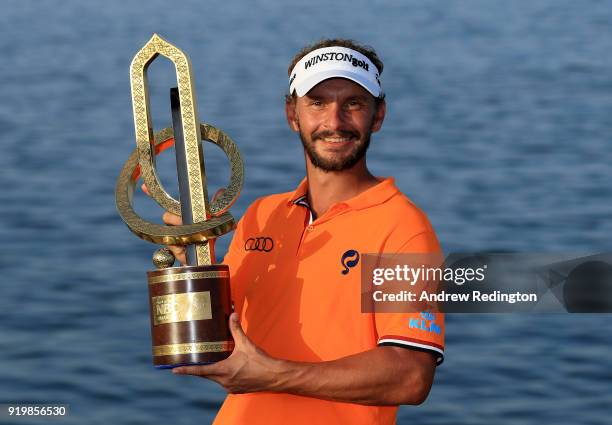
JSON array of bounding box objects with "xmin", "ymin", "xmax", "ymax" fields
[
  {"xmin": 161, "ymin": 212, "xmax": 185, "ymax": 264},
  {"xmin": 143, "ymin": 185, "xmax": 188, "ymax": 266},
  {"xmin": 162, "ymin": 212, "xmax": 183, "ymax": 226},
  {"xmin": 167, "ymin": 245, "xmax": 187, "ymax": 266},
  {"xmin": 173, "ymin": 363, "xmax": 221, "ymax": 377}
]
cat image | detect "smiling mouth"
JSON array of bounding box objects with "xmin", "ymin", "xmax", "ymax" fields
[
  {"xmin": 313, "ymin": 130, "xmax": 359, "ymax": 144},
  {"xmin": 319, "ymin": 136, "xmax": 356, "ymax": 143}
]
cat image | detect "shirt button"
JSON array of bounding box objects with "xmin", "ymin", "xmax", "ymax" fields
[{"xmin": 307, "ymin": 225, "xmax": 314, "ymax": 232}]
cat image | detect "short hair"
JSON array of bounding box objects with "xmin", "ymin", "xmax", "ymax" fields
[{"xmin": 285, "ymin": 38, "xmax": 386, "ymax": 104}]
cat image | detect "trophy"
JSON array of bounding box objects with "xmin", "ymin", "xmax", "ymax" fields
[{"xmin": 115, "ymin": 34, "xmax": 243, "ymax": 368}]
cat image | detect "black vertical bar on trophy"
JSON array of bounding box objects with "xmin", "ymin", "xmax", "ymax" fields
[{"xmin": 170, "ymin": 87, "xmax": 197, "ymax": 266}]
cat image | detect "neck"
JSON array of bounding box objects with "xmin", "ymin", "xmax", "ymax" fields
[{"xmin": 304, "ymin": 156, "xmax": 379, "ymax": 218}]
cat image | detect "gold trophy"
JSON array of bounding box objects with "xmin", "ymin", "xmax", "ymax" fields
[{"xmin": 115, "ymin": 34, "xmax": 243, "ymax": 368}]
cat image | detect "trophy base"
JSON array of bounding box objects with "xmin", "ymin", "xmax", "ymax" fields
[
  {"xmin": 155, "ymin": 361, "xmax": 214, "ymax": 370},
  {"xmin": 147, "ymin": 264, "xmax": 234, "ymax": 368}
]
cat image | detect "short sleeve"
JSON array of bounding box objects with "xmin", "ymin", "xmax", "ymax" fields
[
  {"xmin": 222, "ymin": 197, "xmax": 266, "ymax": 270},
  {"xmin": 375, "ymin": 232, "xmax": 445, "ymax": 365},
  {"xmin": 221, "ymin": 211, "xmax": 248, "ymax": 313},
  {"xmin": 222, "ymin": 215, "xmax": 245, "ymax": 272},
  {"xmin": 221, "ymin": 198, "xmax": 266, "ymax": 315}
]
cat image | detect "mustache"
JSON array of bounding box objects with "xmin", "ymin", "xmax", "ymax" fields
[{"xmin": 312, "ymin": 130, "xmax": 360, "ymax": 141}]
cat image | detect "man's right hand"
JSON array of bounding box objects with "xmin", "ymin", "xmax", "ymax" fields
[
  {"xmin": 142, "ymin": 183, "xmax": 187, "ymax": 265},
  {"xmin": 162, "ymin": 210, "xmax": 188, "ymax": 266}
]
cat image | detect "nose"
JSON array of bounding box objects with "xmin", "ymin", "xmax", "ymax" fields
[{"xmin": 323, "ymin": 102, "xmax": 347, "ymax": 131}]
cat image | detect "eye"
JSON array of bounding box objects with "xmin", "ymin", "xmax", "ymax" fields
[
  {"xmin": 308, "ymin": 99, "xmax": 324, "ymax": 109},
  {"xmin": 346, "ymin": 100, "xmax": 363, "ymax": 110}
]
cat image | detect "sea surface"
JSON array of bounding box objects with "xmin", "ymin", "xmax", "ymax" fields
[{"xmin": 1, "ymin": 1, "xmax": 611, "ymax": 424}]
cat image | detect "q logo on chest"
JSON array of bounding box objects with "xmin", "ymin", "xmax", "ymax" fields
[{"xmin": 340, "ymin": 250, "xmax": 360, "ymax": 275}]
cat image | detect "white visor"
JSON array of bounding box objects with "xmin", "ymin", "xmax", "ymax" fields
[{"xmin": 289, "ymin": 46, "xmax": 383, "ymax": 98}]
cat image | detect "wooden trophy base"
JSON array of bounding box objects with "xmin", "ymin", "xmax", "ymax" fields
[{"xmin": 147, "ymin": 264, "xmax": 234, "ymax": 368}]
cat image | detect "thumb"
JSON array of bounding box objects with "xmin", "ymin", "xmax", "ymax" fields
[{"xmin": 228, "ymin": 312, "xmax": 248, "ymax": 347}]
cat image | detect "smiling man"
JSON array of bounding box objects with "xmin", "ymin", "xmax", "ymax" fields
[{"xmin": 165, "ymin": 39, "xmax": 445, "ymax": 425}]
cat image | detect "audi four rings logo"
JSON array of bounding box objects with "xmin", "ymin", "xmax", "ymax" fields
[{"xmin": 245, "ymin": 237, "xmax": 274, "ymax": 252}]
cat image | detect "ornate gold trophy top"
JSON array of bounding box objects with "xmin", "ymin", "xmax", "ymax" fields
[{"xmin": 115, "ymin": 34, "xmax": 243, "ymax": 266}]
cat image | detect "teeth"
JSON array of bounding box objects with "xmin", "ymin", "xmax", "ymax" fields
[{"xmin": 323, "ymin": 137, "xmax": 353, "ymax": 143}]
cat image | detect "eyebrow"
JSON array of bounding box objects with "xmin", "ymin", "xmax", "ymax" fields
[{"xmin": 346, "ymin": 95, "xmax": 369, "ymax": 102}]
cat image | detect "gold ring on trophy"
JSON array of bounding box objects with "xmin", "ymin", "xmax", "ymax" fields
[{"xmin": 115, "ymin": 124, "xmax": 243, "ymax": 245}]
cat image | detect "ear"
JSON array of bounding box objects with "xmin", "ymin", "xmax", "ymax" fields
[
  {"xmin": 285, "ymin": 96, "xmax": 300, "ymax": 132},
  {"xmin": 371, "ymin": 99, "xmax": 386, "ymax": 133}
]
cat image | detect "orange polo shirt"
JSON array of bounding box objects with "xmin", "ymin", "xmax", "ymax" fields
[{"xmin": 214, "ymin": 177, "xmax": 444, "ymax": 425}]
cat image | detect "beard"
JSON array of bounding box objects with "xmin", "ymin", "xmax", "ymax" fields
[{"xmin": 298, "ymin": 125, "xmax": 372, "ymax": 172}]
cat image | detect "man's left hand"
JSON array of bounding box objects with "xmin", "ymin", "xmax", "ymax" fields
[{"xmin": 173, "ymin": 313, "xmax": 282, "ymax": 394}]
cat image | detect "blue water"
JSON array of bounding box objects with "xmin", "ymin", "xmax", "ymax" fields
[{"xmin": 1, "ymin": 1, "xmax": 611, "ymax": 424}]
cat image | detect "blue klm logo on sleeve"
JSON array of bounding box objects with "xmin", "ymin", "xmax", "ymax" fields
[{"xmin": 409, "ymin": 311, "xmax": 441, "ymax": 334}]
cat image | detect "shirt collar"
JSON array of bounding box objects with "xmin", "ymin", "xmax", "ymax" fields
[
  {"xmin": 288, "ymin": 178, "xmax": 309, "ymax": 204},
  {"xmin": 287, "ymin": 176, "xmax": 400, "ymax": 211}
]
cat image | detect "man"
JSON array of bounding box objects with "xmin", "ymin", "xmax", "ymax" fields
[{"xmin": 160, "ymin": 39, "xmax": 445, "ymax": 425}]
